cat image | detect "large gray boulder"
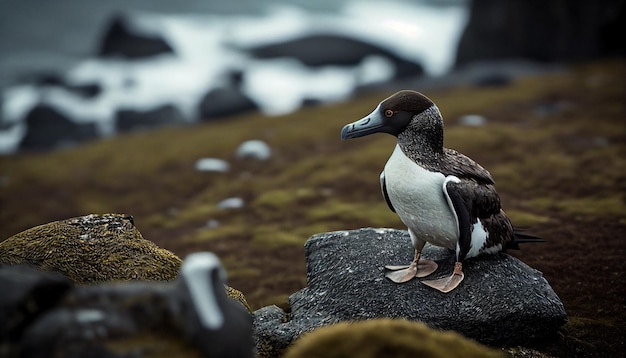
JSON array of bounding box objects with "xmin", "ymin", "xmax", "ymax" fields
[{"xmin": 254, "ymin": 228, "xmax": 567, "ymax": 356}]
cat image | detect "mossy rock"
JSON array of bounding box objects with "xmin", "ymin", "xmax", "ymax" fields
[
  {"xmin": 226, "ymin": 285, "xmax": 252, "ymax": 312},
  {"xmin": 282, "ymin": 318, "xmax": 506, "ymax": 358},
  {"xmin": 0, "ymin": 214, "xmax": 181, "ymax": 283}
]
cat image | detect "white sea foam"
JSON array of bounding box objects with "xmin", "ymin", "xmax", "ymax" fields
[{"xmin": 0, "ymin": 1, "xmax": 468, "ymax": 154}]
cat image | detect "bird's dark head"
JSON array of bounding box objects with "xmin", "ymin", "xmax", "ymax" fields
[
  {"xmin": 341, "ymin": 90, "xmax": 444, "ymax": 155},
  {"xmin": 341, "ymin": 90, "xmax": 440, "ymax": 139}
]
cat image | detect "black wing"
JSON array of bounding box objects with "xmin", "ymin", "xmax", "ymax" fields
[
  {"xmin": 442, "ymin": 148, "xmax": 495, "ymax": 185},
  {"xmin": 444, "ymin": 179, "xmax": 472, "ymax": 260}
]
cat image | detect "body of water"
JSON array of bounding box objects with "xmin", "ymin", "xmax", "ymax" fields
[{"xmin": 0, "ymin": 0, "xmax": 468, "ymax": 153}]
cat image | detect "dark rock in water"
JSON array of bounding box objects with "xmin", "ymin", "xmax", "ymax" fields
[
  {"xmin": 245, "ymin": 34, "xmax": 424, "ymax": 79},
  {"xmin": 24, "ymin": 72, "xmax": 65, "ymax": 87},
  {"xmin": 455, "ymin": 0, "xmax": 626, "ymax": 68},
  {"xmin": 5, "ymin": 253, "xmax": 253, "ymax": 358},
  {"xmin": 98, "ymin": 14, "xmax": 174, "ymax": 59},
  {"xmin": 0, "ymin": 265, "xmax": 72, "ymax": 344},
  {"xmin": 115, "ymin": 104, "xmax": 185, "ymax": 132},
  {"xmin": 63, "ymin": 82, "xmax": 102, "ymax": 99},
  {"xmin": 0, "ymin": 214, "xmax": 181, "ymax": 283},
  {"xmin": 254, "ymin": 228, "xmax": 567, "ymax": 356},
  {"xmin": 22, "ymin": 72, "xmax": 102, "ymax": 98},
  {"xmin": 19, "ymin": 104, "xmax": 99, "ymax": 151},
  {"xmin": 197, "ymin": 86, "xmax": 258, "ymax": 121}
]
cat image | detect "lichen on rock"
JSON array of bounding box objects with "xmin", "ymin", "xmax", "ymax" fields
[
  {"xmin": 0, "ymin": 214, "xmax": 182, "ymax": 283},
  {"xmin": 226, "ymin": 285, "xmax": 252, "ymax": 312}
]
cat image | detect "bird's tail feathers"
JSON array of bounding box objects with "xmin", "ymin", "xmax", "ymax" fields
[{"xmin": 505, "ymin": 228, "xmax": 545, "ymax": 250}]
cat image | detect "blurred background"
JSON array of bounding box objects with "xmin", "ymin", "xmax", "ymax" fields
[
  {"xmin": 1, "ymin": 0, "xmax": 622, "ymax": 153},
  {"xmin": 1, "ymin": 2, "xmax": 625, "ymax": 355},
  {"xmin": 0, "ymin": 0, "xmax": 466, "ymax": 153}
]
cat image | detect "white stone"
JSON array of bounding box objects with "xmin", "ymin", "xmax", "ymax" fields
[
  {"xmin": 458, "ymin": 114, "xmax": 487, "ymax": 126},
  {"xmin": 194, "ymin": 158, "xmax": 230, "ymax": 173},
  {"xmin": 235, "ymin": 140, "xmax": 271, "ymax": 161},
  {"xmin": 217, "ymin": 197, "xmax": 244, "ymax": 210}
]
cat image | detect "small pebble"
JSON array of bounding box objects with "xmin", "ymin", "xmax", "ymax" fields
[
  {"xmin": 217, "ymin": 197, "xmax": 244, "ymax": 210},
  {"xmin": 458, "ymin": 114, "xmax": 487, "ymax": 127},
  {"xmin": 206, "ymin": 219, "xmax": 220, "ymax": 229},
  {"xmin": 194, "ymin": 158, "xmax": 230, "ymax": 173},
  {"xmin": 236, "ymin": 140, "xmax": 271, "ymax": 161}
]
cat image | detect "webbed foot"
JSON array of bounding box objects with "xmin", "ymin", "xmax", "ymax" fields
[
  {"xmin": 385, "ymin": 259, "xmax": 438, "ymax": 283},
  {"xmin": 421, "ymin": 262, "xmax": 464, "ymax": 293}
]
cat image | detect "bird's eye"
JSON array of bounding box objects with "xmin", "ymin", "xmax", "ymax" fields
[{"xmin": 384, "ymin": 109, "xmax": 394, "ymax": 117}]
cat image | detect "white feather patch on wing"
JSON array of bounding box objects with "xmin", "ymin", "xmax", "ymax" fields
[
  {"xmin": 467, "ymin": 220, "xmax": 490, "ymax": 258},
  {"xmin": 181, "ymin": 252, "xmax": 226, "ymax": 330}
]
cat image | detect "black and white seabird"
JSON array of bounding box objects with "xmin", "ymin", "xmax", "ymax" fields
[{"xmin": 341, "ymin": 90, "xmax": 541, "ymax": 293}]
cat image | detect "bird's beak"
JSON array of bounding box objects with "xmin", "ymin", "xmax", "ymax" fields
[{"xmin": 341, "ymin": 107, "xmax": 386, "ymax": 140}]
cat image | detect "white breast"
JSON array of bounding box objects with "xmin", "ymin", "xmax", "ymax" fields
[{"xmin": 384, "ymin": 145, "xmax": 459, "ymax": 249}]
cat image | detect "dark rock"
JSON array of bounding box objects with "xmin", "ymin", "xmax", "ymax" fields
[
  {"xmin": 22, "ymin": 72, "xmax": 102, "ymax": 98},
  {"xmin": 19, "ymin": 308, "xmax": 124, "ymax": 358},
  {"xmin": 254, "ymin": 228, "xmax": 567, "ymax": 356},
  {"xmin": 26, "ymin": 72, "xmax": 65, "ymax": 87},
  {"xmin": 180, "ymin": 252, "xmax": 254, "ymax": 357},
  {"xmin": 0, "ymin": 265, "xmax": 72, "ymax": 345},
  {"xmin": 0, "ymin": 214, "xmax": 182, "ymax": 283},
  {"xmin": 19, "ymin": 104, "xmax": 99, "ymax": 151},
  {"xmin": 64, "ymin": 83, "xmax": 102, "ymax": 99},
  {"xmin": 17, "ymin": 252, "xmax": 253, "ymax": 358},
  {"xmin": 0, "ymin": 253, "xmax": 252, "ymax": 357},
  {"xmin": 197, "ymin": 86, "xmax": 258, "ymax": 121},
  {"xmin": 455, "ymin": 0, "xmax": 626, "ymax": 68},
  {"xmin": 98, "ymin": 14, "xmax": 174, "ymax": 59},
  {"xmin": 115, "ymin": 104, "xmax": 185, "ymax": 132},
  {"xmin": 245, "ymin": 34, "xmax": 424, "ymax": 79},
  {"xmin": 254, "ymin": 306, "xmax": 299, "ymax": 358}
]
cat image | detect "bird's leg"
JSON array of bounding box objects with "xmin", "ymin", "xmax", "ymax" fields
[
  {"xmin": 385, "ymin": 230, "xmax": 437, "ymax": 283},
  {"xmin": 385, "ymin": 249, "xmax": 438, "ymax": 283},
  {"xmin": 421, "ymin": 261, "xmax": 464, "ymax": 293}
]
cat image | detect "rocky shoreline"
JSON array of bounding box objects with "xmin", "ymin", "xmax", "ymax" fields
[{"xmin": 1, "ymin": 214, "xmax": 566, "ymax": 357}]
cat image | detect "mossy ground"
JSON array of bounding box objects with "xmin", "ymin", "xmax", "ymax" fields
[
  {"xmin": 282, "ymin": 318, "xmax": 506, "ymax": 358},
  {"xmin": 1, "ymin": 60, "xmax": 624, "ymax": 356}
]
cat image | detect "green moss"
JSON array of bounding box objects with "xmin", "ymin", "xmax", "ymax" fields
[
  {"xmin": 251, "ymin": 188, "xmax": 321, "ymax": 222},
  {"xmin": 283, "ymin": 318, "xmax": 506, "ymax": 358},
  {"xmin": 0, "ymin": 214, "xmax": 181, "ymax": 283},
  {"xmin": 306, "ymin": 199, "xmax": 398, "ymax": 228},
  {"xmin": 252, "ymin": 226, "xmax": 305, "ymax": 247},
  {"xmin": 504, "ymin": 210, "xmax": 551, "ymax": 227},
  {"xmin": 225, "ymin": 285, "xmax": 253, "ymax": 312},
  {"xmin": 528, "ymin": 196, "xmax": 626, "ymax": 217},
  {"xmin": 180, "ymin": 225, "xmax": 247, "ymax": 244}
]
